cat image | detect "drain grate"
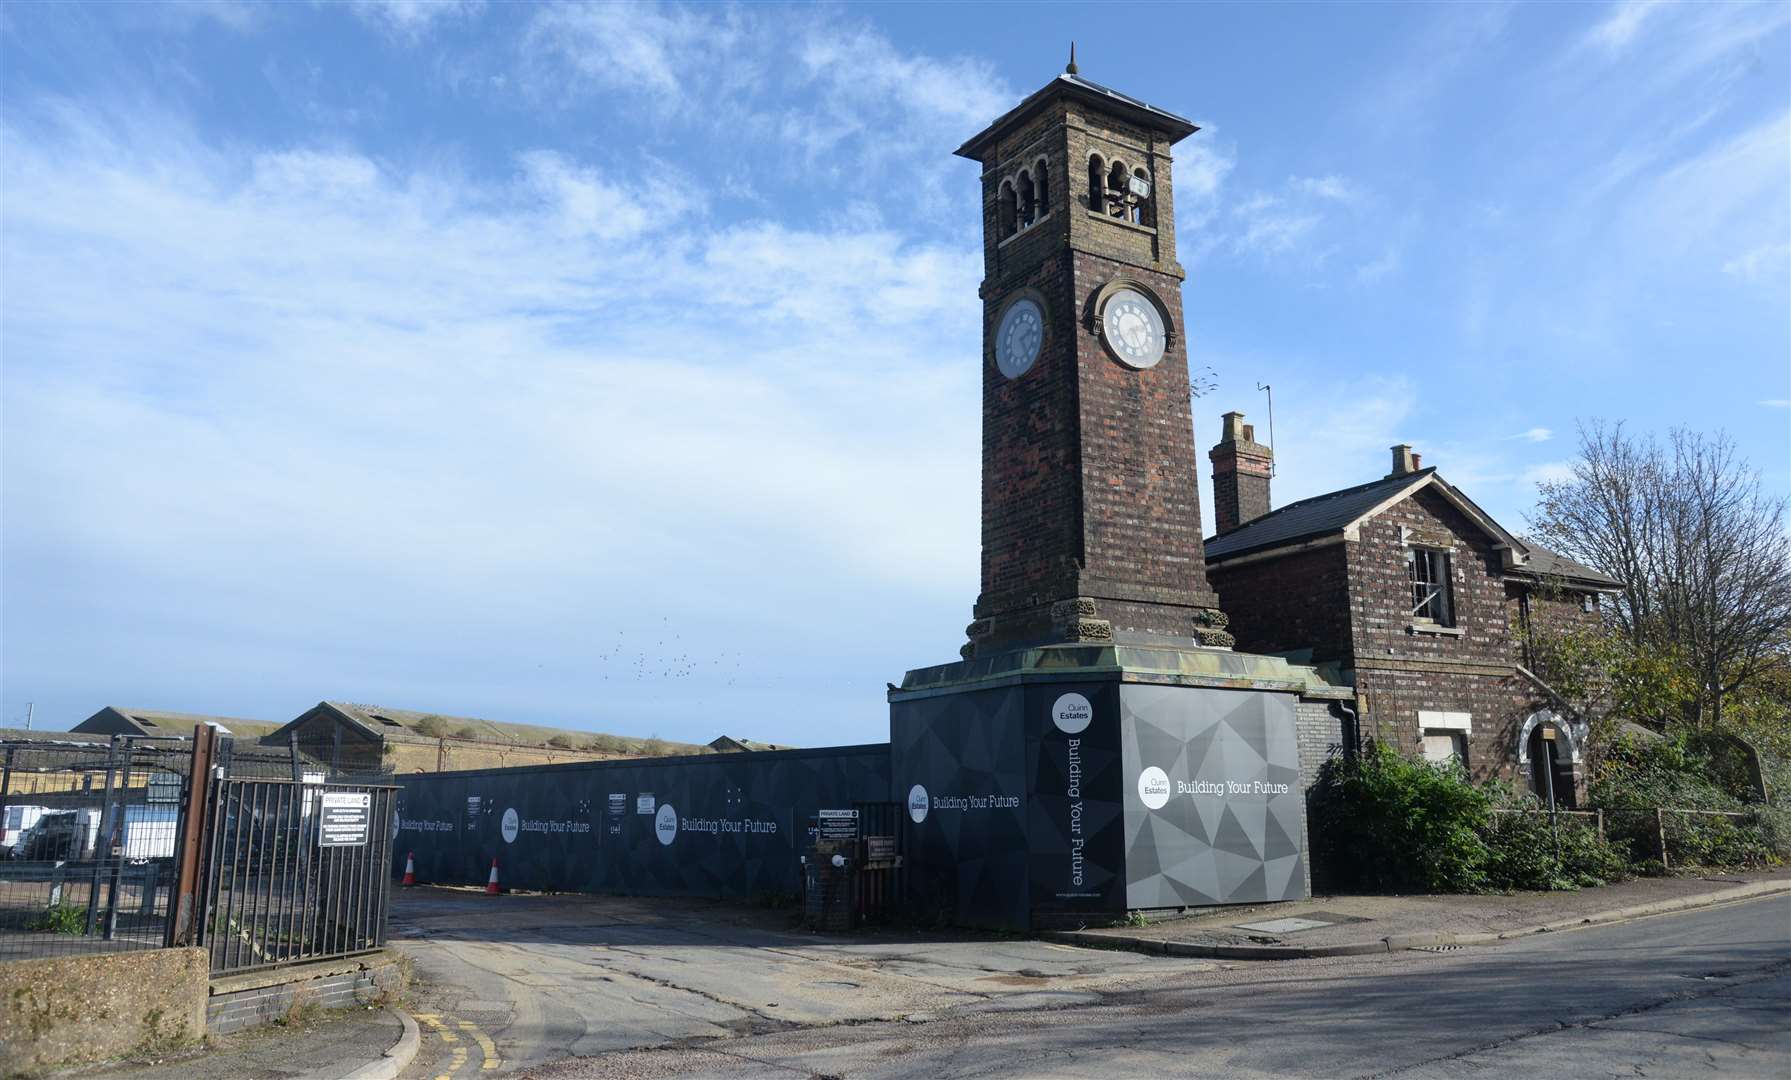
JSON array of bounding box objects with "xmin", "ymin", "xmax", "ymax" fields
[{"xmin": 1412, "ymin": 944, "xmax": 1466, "ymax": 953}]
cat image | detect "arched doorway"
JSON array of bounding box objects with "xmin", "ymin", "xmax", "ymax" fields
[{"xmin": 1518, "ymin": 711, "xmax": 1578, "ymax": 810}]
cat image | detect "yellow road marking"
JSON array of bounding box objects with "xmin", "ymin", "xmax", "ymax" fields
[
  {"xmin": 456, "ymin": 1018, "xmax": 503, "ymax": 1070},
  {"xmin": 417, "ymin": 1011, "xmax": 500, "ymax": 1076}
]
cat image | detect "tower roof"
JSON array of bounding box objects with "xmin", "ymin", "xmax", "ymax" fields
[{"xmin": 955, "ymin": 72, "xmax": 1198, "ymax": 162}]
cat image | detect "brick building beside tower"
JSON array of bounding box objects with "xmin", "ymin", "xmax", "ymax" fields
[{"xmin": 1204, "ymin": 420, "xmax": 1621, "ymax": 804}]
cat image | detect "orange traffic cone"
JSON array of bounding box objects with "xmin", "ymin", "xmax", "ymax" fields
[
  {"xmin": 401, "ymin": 852, "xmax": 416, "ymax": 887},
  {"xmin": 485, "ymin": 857, "xmax": 501, "ymax": 895}
]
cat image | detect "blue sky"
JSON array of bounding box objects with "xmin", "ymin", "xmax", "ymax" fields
[{"xmin": 3, "ymin": 1, "xmax": 1786, "ymax": 744}]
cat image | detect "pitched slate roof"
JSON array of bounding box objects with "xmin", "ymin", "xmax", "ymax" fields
[
  {"xmin": 1204, "ymin": 467, "xmax": 1622, "ymax": 591},
  {"xmin": 955, "ymin": 72, "xmax": 1198, "ymax": 160},
  {"xmin": 1512, "ymin": 547, "xmax": 1622, "ymax": 589},
  {"xmin": 1205, "ymin": 470, "xmax": 1434, "ymax": 561}
]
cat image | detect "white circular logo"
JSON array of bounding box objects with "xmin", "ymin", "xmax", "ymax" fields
[
  {"xmin": 1052, "ymin": 692, "xmax": 1093, "ymax": 735},
  {"xmin": 655, "ymin": 803, "xmax": 679, "ymax": 846},
  {"xmin": 907, "ymin": 784, "xmax": 930, "ymax": 823},
  {"xmin": 391, "ymin": 812, "xmax": 402, "ymax": 841},
  {"xmin": 1138, "ymin": 767, "xmax": 1171, "ymax": 810},
  {"xmin": 500, "ymin": 807, "xmax": 519, "ymax": 844}
]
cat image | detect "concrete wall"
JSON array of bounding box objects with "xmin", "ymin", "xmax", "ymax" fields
[
  {"xmin": 0, "ymin": 947, "xmax": 208, "ymax": 1073},
  {"xmin": 207, "ymin": 953, "xmax": 403, "ymax": 1035}
]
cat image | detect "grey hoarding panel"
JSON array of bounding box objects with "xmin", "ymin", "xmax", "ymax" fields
[
  {"xmin": 392, "ymin": 746, "xmax": 889, "ymax": 899},
  {"xmin": 889, "ymin": 686, "xmax": 1029, "ymax": 929},
  {"xmin": 1120, "ymin": 685, "xmax": 1306, "ymax": 907}
]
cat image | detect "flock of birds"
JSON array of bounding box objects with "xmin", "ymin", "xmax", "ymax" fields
[{"xmin": 595, "ymin": 620, "xmax": 745, "ymax": 685}]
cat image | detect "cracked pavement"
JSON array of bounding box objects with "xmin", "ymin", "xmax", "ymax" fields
[{"xmin": 391, "ymin": 887, "xmax": 1789, "ymax": 1079}]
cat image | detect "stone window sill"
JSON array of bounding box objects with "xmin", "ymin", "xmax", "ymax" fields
[
  {"xmin": 1407, "ymin": 622, "xmax": 1465, "ymax": 637},
  {"xmin": 998, "ymin": 212, "xmax": 1053, "ymax": 247},
  {"xmin": 1085, "ymin": 209, "xmax": 1157, "ymax": 236}
]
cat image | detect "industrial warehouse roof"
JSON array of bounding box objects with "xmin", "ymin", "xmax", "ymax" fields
[
  {"xmin": 1203, "ymin": 467, "xmax": 1620, "ymax": 591},
  {"xmin": 71, "ymin": 706, "xmax": 283, "ymax": 740},
  {"xmin": 271, "ymin": 701, "xmax": 706, "ymax": 755}
]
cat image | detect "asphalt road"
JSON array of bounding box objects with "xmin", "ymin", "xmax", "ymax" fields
[
  {"xmin": 521, "ymin": 894, "xmax": 1790, "ymax": 1079},
  {"xmin": 391, "ymin": 887, "xmax": 1221, "ymax": 1077}
]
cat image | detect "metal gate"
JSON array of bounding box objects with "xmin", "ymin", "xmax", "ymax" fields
[
  {"xmin": 196, "ymin": 777, "xmax": 396, "ymax": 974},
  {"xmin": 852, "ymin": 800, "xmax": 906, "ymax": 924}
]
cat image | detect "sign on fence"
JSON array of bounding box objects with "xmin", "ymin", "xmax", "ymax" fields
[
  {"xmin": 817, "ymin": 808, "xmax": 859, "ymax": 841},
  {"xmin": 318, "ymin": 791, "xmax": 371, "ymax": 847}
]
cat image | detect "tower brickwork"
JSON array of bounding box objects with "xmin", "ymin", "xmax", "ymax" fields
[{"xmin": 957, "ymin": 68, "xmax": 1230, "ymax": 656}]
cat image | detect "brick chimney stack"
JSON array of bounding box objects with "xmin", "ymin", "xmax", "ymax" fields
[
  {"xmin": 1209, "ymin": 411, "xmax": 1274, "ymax": 535},
  {"xmin": 1389, "ymin": 444, "xmax": 1421, "ymax": 476}
]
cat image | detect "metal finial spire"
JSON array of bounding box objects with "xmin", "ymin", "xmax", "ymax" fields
[{"xmin": 1066, "ymin": 42, "xmax": 1078, "ymax": 75}]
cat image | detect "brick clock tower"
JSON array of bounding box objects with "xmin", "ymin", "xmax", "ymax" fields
[
  {"xmin": 889, "ymin": 59, "xmax": 1313, "ymax": 932},
  {"xmin": 954, "ymin": 56, "xmax": 1231, "ymax": 658}
]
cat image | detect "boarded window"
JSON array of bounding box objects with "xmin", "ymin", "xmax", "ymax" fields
[{"xmin": 1422, "ymin": 731, "xmax": 1467, "ymax": 766}]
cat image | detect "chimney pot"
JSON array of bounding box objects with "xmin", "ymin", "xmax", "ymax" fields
[
  {"xmin": 1210, "ymin": 410, "xmax": 1274, "ymax": 535},
  {"xmin": 1390, "ymin": 444, "xmax": 1417, "ymax": 476},
  {"xmin": 1221, "ymin": 411, "xmax": 1246, "ymax": 442},
  {"xmin": 1412, "ymin": 452, "xmax": 1422, "ymax": 470}
]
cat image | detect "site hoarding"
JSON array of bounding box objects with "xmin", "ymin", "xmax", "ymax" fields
[
  {"xmin": 892, "ymin": 679, "xmax": 1307, "ymax": 929},
  {"xmin": 392, "ymin": 744, "xmax": 890, "ymax": 900}
]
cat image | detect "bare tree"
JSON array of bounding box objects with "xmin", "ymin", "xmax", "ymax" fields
[{"xmin": 1530, "ymin": 421, "xmax": 1791, "ymax": 729}]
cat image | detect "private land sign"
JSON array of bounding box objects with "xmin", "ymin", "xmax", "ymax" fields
[{"xmin": 319, "ymin": 791, "xmax": 371, "ymax": 848}]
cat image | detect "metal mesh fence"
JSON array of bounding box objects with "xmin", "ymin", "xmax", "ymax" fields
[
  {"xmin": 1, "ymin": 732, "xmax": 396, "ymax": 966},
  {"xmin": 0, "ymin": 737, "xmax": 190, "ymax": 961}
]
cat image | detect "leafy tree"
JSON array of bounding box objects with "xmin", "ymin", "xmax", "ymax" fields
[{"xmin": 1530, "ymin": 422, "xmax": 1791, "ymax": 731}]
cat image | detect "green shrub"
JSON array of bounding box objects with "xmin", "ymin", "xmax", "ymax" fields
[
  {"xmin": 27, "ymin": 903, "xmax": 86, "ymax": 935},
  {"xmin": 1309, "ymin": 741, "xmax": 1492, "ymax": 894},
  {"xmin": 1481, "ymin": 794, "xmax": 1627, "ymax": 891},
  {"xmin": 1590, "ymin": 732, "xmax": 1790, "ymax": 869}
]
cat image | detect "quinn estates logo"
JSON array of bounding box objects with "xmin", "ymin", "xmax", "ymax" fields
[
  {"xmin": 907, "ymin": 784, "xmax": 929, "ymax": 823},
  {"xmin": 1137, "ymin": 766, "xmax": 1172, "ymax": 810}
]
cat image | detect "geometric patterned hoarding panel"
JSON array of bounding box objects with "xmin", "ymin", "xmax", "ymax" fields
[
  {"xmin": 1120, "ymin": 684, "xmax": 1307, "ymax": 908},
  {"xmin": 392, "ymin": 744, "xmax": 889, "ymax": 900},
  {"xmin": 889, "ymin": 686, "xmax": 1030, "ymax": 930}
]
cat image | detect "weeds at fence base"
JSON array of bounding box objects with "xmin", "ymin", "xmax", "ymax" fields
[{"xmin": 26, "ymin": 903, "xmax": 88, "ymax": 935}]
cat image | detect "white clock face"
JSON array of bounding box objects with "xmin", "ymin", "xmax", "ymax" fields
[
  {"xmin": 1101, "ymin": 288, "xmax": 1166, "ymax": 369},
  {"xmin": 995, "ymin": 298, "xmax": 1044, "ymax": 379}
]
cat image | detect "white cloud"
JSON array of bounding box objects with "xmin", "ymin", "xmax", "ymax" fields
[
  {"xmin": 1521, "ymin": 462, "xmax": 1577, "ymax": 486},
  {"xmin": 1723, "ymin": 241, "xmax": 1791, "ymax": 281},
  {"xmin": 0, "ymin": 105, "xmax": 982, "ymax": 738},
  {"xmin": 1620, "ymin": 111, "xmax": 1791, "ymax": 273},
  {"xmin": 1505, "ymin": 427, "xmax": 1554, "ymax": 443},
  {"xmin": 1289, "ymin": 174, "xmax": 1358, "ymax": 203},
  {"xmin": 1356, "ymin": 247, "xmax": 1400, "ymax": 283},
  {"xmin": 516, "ymin": 3, "xmax": 1009, "ymax": 216},
  {"xmin": 1760, "ymin": 399, "xmax": 1791, "ymax": 408},
  {"xmin": 1228, "ymin": 175, "xmax": 1365, "ymax": 262},
  {"xmin": 350, "ymin": 0, "xmax": 484, "ymax": 40},
  {"xmin": 1583, "ymin": 0, "xmax": 1667, "ymax": 53}
]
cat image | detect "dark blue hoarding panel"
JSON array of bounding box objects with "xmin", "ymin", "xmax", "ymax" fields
[{"xmin": 392, "ymin": 745, "xmax": 890, "ymax": 900}]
